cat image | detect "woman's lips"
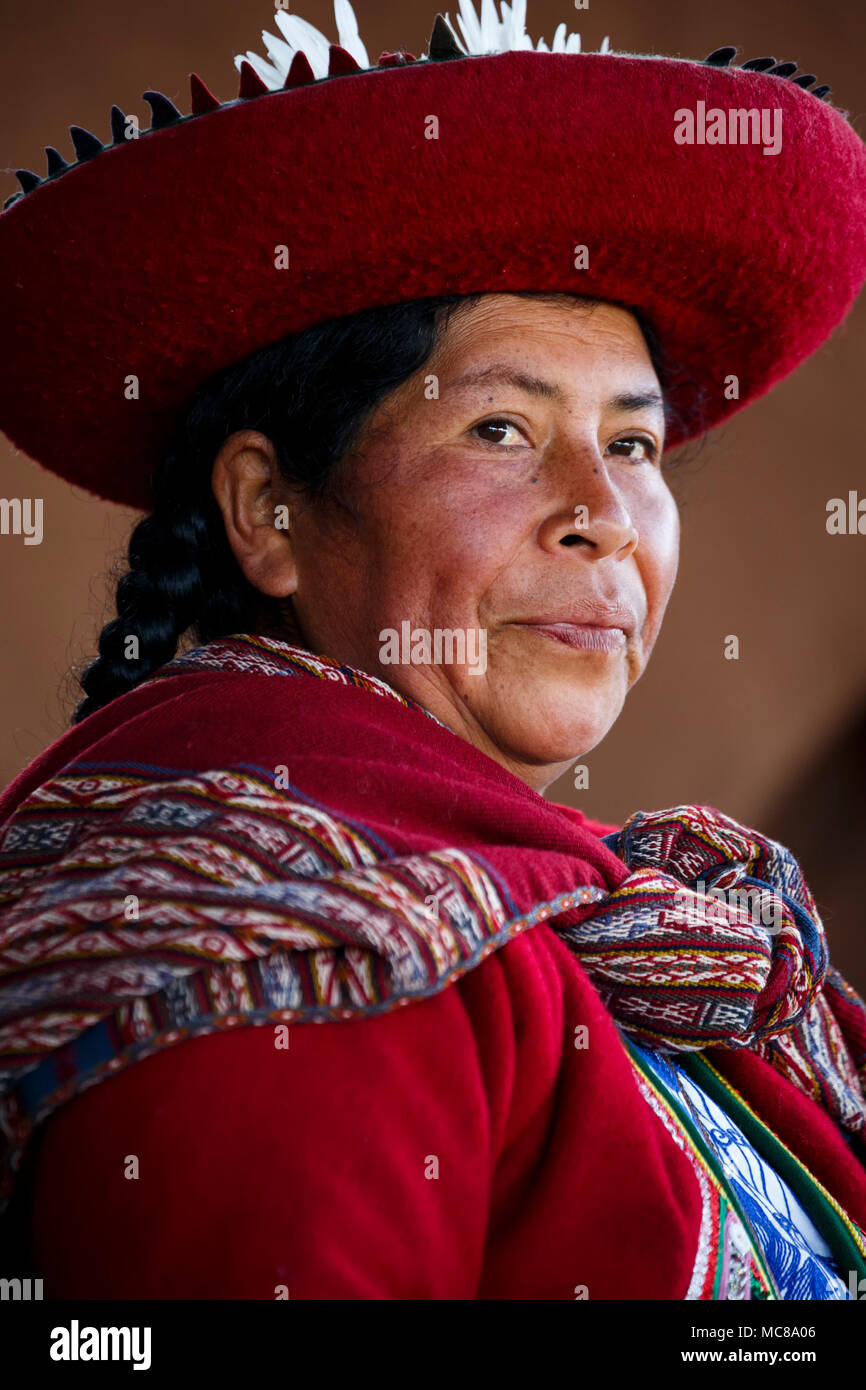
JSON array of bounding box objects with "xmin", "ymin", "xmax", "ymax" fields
[{"xmin": 515, "ymin": 622, "xmax": 628, "ymax": 653}]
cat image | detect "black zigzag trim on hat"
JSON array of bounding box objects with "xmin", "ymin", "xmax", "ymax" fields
[
  {"xmin": 1, "ymin": 19, "xmax": 840, "ymax": 212},
  {"xmin": 704, "ymin": 45, "xmax": 830, "ymax": 98}
]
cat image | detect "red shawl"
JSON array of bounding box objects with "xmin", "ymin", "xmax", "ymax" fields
[{"xmin": 2, "ymin": 634, "xmax": 865, "ymax": 1299}]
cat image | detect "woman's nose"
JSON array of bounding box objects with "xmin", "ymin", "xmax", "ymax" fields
[{"xmin": 537, "ymin": 461, "xmax": 639, "ymax": 561}]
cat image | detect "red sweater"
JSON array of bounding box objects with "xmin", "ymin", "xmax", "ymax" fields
[
  {"xmin": 27, "ymin": 921, "xmax": 699, "ymax": 1299},
  {"xmin": 22, "ymin": 915, "xmax": 866, "ymax": 1300}
]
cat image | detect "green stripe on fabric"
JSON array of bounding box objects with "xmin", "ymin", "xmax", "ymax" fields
[
  {"xmin": 624, "ymin": 1038, "xmax": 778, "ymax": 1298},
  {"xmin": 681, "ymin": 1051, "xmax": 866, "ymax": 1286}
]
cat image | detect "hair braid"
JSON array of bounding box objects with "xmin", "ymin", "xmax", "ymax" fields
[{"xmin": 72, "ymin": 448, "xmax": 239, "ymax": 721}]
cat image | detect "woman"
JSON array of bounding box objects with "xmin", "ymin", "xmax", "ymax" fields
[{"xmin": 1, "ymin": 1, "xmax": 866, "ymax": 1301}]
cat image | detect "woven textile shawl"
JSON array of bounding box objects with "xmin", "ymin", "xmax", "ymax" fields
[{"xmin": 0, "ymin": 633, "xmax": 865, "ymax": 1212}]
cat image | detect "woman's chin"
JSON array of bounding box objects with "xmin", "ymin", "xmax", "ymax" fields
[{"xmin": 482, "ymin": 683, "xmax": 626, "ymax": 771}]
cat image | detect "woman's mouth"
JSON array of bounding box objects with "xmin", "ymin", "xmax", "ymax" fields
[{"xmin": 514, "ymin": 622, "xmax": 628, "ymax": 653}]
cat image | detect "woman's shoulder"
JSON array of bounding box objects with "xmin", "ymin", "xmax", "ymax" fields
[
  {"xmin": 22, "ymin": 923, "xmax": 674, "ymax": 1298},
  {"xmin": 16, "ymin": 930, "xmax": 559, "ymax": 1296},
  {"xmin": 0, "ymin": 651, "xmax": 447, "ymax": 825},
  {"xmin": 0, "ymin": 665, "xmax": 248, "ymax": 824}
]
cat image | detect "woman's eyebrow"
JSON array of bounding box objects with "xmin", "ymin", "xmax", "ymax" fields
[
  {"xmin": 447, "ymin": 365, "xmax": 664, "ymax": 414},
  {"xmin": 448, "ymin": 365, "xmax": 564, "ymax": 400},
  {"xmin": 608, "ymin": 389, "xmax": 666, "ymax": 414}
]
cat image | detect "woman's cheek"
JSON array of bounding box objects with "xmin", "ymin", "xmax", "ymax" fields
[
  {"xmin": 636, "ymin": 490, "xmax": 680, "ymax": 640},
  {"xmin": 418, "ymin": 484, "xmax": 533, "ymax": 572}
]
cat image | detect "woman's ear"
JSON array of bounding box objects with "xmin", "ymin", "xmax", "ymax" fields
[{"xmin": 211, "ymin": 430, "xmax": 300, "ymax": 598}]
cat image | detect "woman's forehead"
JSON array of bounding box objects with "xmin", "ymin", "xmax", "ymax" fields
[
  {"xmin": 437, "ymin": 294, "xmax": 649, "ymax": 353},
  {"xmin": 424, "ymin": 297, "xmax": 662, "ymax": 398}
]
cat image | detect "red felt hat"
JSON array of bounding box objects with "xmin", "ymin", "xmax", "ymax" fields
[{"xmin": 2, "ymin": 2, "xmax": 866, "ymax": 510}]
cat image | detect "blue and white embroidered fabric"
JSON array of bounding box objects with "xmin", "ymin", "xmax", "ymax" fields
[{"xmin": 629, "ymin": 1041, "xmax": 850, "ymax": 1300}]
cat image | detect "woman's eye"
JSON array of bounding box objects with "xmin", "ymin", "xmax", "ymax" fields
[
  {"xmin": 607, "ymin": 435, "xmax": 659, "ymax": 463},
  {"xmin": 471, "ymin": 417, "xmax": 527, "ymax": 447}
]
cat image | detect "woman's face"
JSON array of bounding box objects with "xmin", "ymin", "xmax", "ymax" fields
[{"xmin": 216, "ymin": 294, "xmax": 680, "ymax": 793}]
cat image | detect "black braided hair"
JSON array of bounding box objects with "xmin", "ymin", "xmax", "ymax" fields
[{"xmin": 71, "ymin": 291, "xmax": 689, "ymax": 724}]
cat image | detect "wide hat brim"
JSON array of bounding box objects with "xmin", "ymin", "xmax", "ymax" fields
[{"xmin": 2, "ymin": 47, "xmax": 865, "ymax": 510}]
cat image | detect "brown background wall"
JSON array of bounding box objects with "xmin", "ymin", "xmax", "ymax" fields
[{"xmin": 1, "ymin": 0, "xmax": 865, "ymax": 986}]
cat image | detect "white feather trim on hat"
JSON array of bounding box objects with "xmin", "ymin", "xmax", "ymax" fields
[{"xmin": 235, "ymin": 0, "xmax": 611, "ymax": 89}]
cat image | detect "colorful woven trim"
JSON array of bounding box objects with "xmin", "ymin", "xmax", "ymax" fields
[
  {"xmin": 594, "ymin": 809, "xmax": 866, "ymax": 1141},
  {"xmin": 627, "ymin": 1041, "xmax": 777, "ymax": 1299},
  {"xmin": 144, "ymin": 630, "xmax": 449, "ymax": 725},
  {"xmin": 681, "ymin": 1051, "xmax": 866, "ymax": 1281}
]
